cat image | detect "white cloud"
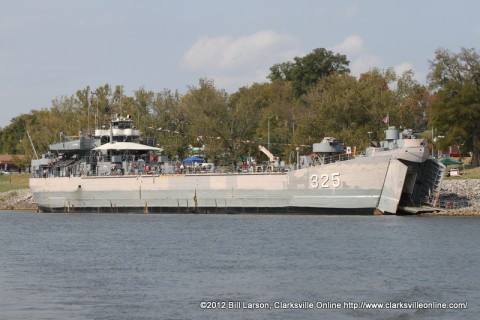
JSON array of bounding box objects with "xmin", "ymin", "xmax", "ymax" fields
[
  {"xmin": 350, "ymin": 54, "xmax": 382, "ymax": 76},
  {"xmin": 183, "ymin": 30, "xmax": 298, "ymax": 71},
  {"xmin": 332, "ymin": 37, "xmax": 425, "ymax": 83},
  {"xmin": 330, "ymin": 35, "xmax": 381, "ymax": 76},
  {"xmin": 395, "ymin": 62, "xmax": 426, "ymax": 84},
  {"xmin": 394, "ymin": 62, "xmax": 414, "ymax": 75},
  {"xmin": 182, "ymin": 30, "xmax": 300, "ymax": 90},
  {"xmin": 331, "ymin": 35, "xmax": 364, "ymax": 56}
]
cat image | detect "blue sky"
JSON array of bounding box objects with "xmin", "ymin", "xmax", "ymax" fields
[{"xmin": 1, "ymin": 0, "xmax": 479, "ymax": 127}]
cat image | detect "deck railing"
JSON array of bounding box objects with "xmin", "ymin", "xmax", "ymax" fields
[{"xmin": 31, "ymin": 152, "xmax": 359, "ymax": 178}]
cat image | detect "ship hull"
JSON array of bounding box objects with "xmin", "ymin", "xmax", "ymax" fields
[{"xmin": 30, "ymin": 156, "xmax": 428, "ymax": 214}]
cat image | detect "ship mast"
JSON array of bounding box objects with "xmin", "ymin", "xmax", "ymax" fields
[{"xmin": 26, "ymin": 130, "xmax": 38, "ymax": 160}]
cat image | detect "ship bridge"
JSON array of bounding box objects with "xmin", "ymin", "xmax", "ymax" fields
[{"xmin": 95, "ymin": 115, "xmax": 141, "ymax": 143}]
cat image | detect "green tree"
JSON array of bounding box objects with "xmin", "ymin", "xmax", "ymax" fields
[
  {"xmin": 75, "ymin": 86, "xmax": 92, "ymax": 133},
  {"xmin": 5, "ymin": 109, "xmax": 62, "ymax": 160},
  {"xmin": 151, "ymin": 89, "xmax": 188, "ymax": 160},
  {"xmin": 0, "ymin": 114, "xmax": 29, "ymax": 154},
  {"xmin": 232, "ymin": 81, "xmax": 298, "ymax": 161},
  {"xmin": 268, "ymin": 48, "xmax": 350, "ymax": 98},
  {"xmin": 297, "ymin": 68, "xmax": 422, "ymax": 152},
  {"xmin": 181, "ymin": 79, "xmax": 263, "ymax": 168},
  {"xmin": 394, "ymin": 70, "xmax": 430, "ymax": 132},
  {"xmin": 133, "ymin": 87, "xmax": 155, "ymax": 131},
  {"xmin": 91, "ymin": 84, "xmax": 113, "ymax": 129},
  {"xmin": 180, "ymin": 79, "xmax": 233, "ymax": 165},
  {"xmin": 299, "ymin": 73, "xmax": 371, "ymax": 149},
  {"xmin": 428, "ymin": 47, "xmax": 480, "ymax": 167}
]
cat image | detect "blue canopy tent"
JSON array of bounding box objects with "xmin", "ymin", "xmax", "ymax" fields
[
  {"xmin": 183, "ymin": 156, "xmax": 205, "ymax": 163},
  {"xmin": 182, "ymin": 156, "xmax": 205, "ymax": 172}
]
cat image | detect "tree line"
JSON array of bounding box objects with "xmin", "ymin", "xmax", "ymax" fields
[{"xmin": 1, "ymin": 47, "xmax": 479, "ymax": 168}]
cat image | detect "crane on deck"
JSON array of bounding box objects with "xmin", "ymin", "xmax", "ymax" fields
[{"xmin": 258, "ymin": 145, "xmax": 280, "ymax": 171}]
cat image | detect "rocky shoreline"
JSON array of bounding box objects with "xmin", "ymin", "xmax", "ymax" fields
[
  {"xmin": 0, "ymin": 189, "xmax": 37, "ymax": 211},
  {"xmin": 422, "ymin": 179, "xmax": 480, "ymax": 216},
  {"xmin": 1, "ymin": 180, "xmax": 480, "ymax": 215}
]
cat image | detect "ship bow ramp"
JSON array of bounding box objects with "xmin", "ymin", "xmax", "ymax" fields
[{"xmin": 379, "ymin": 159, "xmax": 445, "ymax": 214}]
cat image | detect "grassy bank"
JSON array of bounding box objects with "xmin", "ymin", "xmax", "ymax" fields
[
  {"xmin": 443, "ymin": 157, "xmax": 480, "ymax": 179},
  {"xmin": 0, "ymin": 174, "xmax": 29, "ymax": 192}
]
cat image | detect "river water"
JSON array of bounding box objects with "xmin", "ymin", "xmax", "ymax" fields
[{"xmin": 0, "ymin": 211, "xmax": 478, "ymax": 320}]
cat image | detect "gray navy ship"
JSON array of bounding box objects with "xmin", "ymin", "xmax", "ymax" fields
[{"xmin": 30, "ymin": 115, "xmax": 445, "ymax": 214}]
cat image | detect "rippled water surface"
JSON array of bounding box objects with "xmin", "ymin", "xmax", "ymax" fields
[{"xmin": 0, "ymin": 211, "xmax": 478, "ymax": 319}]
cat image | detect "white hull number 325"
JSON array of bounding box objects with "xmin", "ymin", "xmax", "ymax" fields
[{"xmin": 310, "ymin": 173, "xmax": 341, "ymax": 188}]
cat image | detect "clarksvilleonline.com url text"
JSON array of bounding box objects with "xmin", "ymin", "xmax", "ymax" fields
[{"xmin": 199, "ymin": 300, "xmax": 468, "ymax": 310}]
